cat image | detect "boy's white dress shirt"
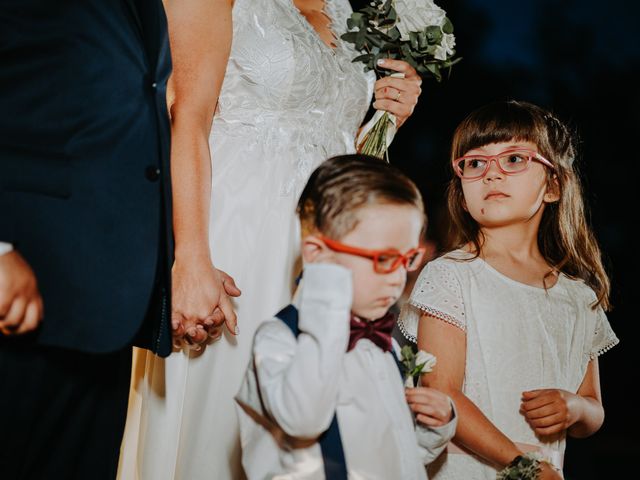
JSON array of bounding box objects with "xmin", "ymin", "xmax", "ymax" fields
[{"xmin": 235, "ymin": 263, "xmax": 456, "ymax": 479}]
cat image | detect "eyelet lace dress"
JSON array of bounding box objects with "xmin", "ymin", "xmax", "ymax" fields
[{"xmin": 398, "ymin": 250, "xmax": 619, "ymax": 479}]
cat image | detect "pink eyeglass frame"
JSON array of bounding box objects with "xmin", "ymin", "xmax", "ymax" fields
[{"xmin": 452, "ymin": 148, "xmax": 555, "ymax": 180}]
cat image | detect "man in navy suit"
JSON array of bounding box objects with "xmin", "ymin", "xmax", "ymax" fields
[{"xmin": 0, "ymin": 1, "xmax": 173, "ymax": 477}]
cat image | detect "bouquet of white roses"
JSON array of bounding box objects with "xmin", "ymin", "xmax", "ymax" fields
[
  {"xmin": 400, "ymin": 345, "xmax": 437, "ymax": 388},
  {"xmin": 342, "ymin": 0, "xmax": 460, "ymax": 160}
]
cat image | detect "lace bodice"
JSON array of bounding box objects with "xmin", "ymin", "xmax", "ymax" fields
[{"xmin": 211, "ymin": 0, "xmax": 375, "ymax": 195}]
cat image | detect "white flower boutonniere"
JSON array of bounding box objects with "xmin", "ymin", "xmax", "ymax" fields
[{"xmin": 400, "ymin": 345, "xmax": 436, "ymax": 388}]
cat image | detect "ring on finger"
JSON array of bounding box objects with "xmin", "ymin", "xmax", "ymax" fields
[{"xmin": 395, "ymin": 91, "xmax": 402, "ymax": 102}]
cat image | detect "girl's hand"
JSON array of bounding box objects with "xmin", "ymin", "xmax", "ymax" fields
[
  {"xmin": 405, "ymin": 386, "xmax": 453, "ymax": 428},
  {"xmin": 539, "ymin": 461, "xmax": 563, "ymax": 480},
  {"xmin": 520, "ymin": 389, "xmax": 581, "ymax": 437},
  {"xmin": 373, "ymin": 59, "xmax": 422, "ymax": 128}
]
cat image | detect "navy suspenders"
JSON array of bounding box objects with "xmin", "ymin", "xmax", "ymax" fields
[
  {"xmin": 275, "ymin": 304, "xmax": 349, "ymax": 480},
  {"xmin": 274, "ymin": 304, "xmax": 404, "ymax": 480}
]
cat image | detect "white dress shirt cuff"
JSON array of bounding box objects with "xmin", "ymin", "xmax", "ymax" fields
[
  {"xmin": 299, "ymin": 263, "xmax": 353, "ymax": 313},
  {"xmin": 0, "ymin": 242, "xmax": 14, "ymax": 256},
  {"xmin": 416, "ymin": 398, "xmax": 458, "ymax": 464}
]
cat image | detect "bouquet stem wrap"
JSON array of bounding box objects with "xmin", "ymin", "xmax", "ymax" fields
[{"xmin": 356, "ymin": 72, "xmax": 404, "ymax": 160}]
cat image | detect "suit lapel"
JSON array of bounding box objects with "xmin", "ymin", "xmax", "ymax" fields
[
  {"xmin": 123, "ymin": 0, "xmax": 163, "ymax": 75},
  {"xmin": 123, "ymin": 0, "xmax": 144, "ymax": 43}
]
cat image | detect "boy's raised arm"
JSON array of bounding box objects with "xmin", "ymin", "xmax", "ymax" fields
[{"xmin": 254, "ymin": 263, "xmax": 352, "ymax": 439}]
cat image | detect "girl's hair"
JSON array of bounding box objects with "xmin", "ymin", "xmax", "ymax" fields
[
  {"xmin": 297, "ymin": 154, "xmax": 425, "ymax": 239},
  {"xmin": 445, "ymin": 100, "xmax": 610, "ymax": 310}
]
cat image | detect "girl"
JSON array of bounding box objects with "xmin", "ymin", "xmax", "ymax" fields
[{"xmin": 399, "ymin": 101, "xmax": 618, "ymax": 479}]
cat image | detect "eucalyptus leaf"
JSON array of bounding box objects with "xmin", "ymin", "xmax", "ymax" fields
[{"xmin": 442, "ymin": 17, "xmax": 454, "ymax": 34}]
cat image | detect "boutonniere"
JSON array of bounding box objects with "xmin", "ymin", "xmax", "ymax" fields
[{"xmin": 400, "ymin": 345, "xmax": 436, "ymax": 387}]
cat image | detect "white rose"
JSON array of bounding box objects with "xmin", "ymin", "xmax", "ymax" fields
[
  {"xmin": 434, "ymin": 45, "xmax": 448, "ymax": 61},
  {"xmin": 415, "ymin": 350, "xmax": 437, "ymax": 373},
  {"xmin": 394, "ymin": 0, "xmax": 447, "ymax": 41},
  {"xmin": 441, "ymin": 33, "xmax": 456, "ymax": 56}
]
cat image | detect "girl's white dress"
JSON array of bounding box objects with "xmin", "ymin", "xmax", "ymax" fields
[
  {"xmin": 398, "ymin": 250, "xmax": 619, "ymax": 479},
  {"xmin": 118, "ymin": 0, "xmax": 375, "ymax": 478}
]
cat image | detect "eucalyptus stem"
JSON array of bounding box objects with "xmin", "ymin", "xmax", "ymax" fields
[{"xmin": 358, "ymin": 112, "xmax": 394, "ymax": 160}]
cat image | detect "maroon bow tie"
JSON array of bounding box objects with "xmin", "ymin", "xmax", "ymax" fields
[{"xmin": 348, "ymin": 312, "xmax": 396, "ymax": 352}]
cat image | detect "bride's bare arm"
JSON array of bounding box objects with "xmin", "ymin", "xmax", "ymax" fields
[{"xmin": 164, "ymin": 0, "xmax": 239, "ymax": 343}]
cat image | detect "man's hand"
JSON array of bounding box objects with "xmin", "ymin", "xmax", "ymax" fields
[{"xmin": 0, "ymin": 251, "xmax": 44, "ymax": 335}]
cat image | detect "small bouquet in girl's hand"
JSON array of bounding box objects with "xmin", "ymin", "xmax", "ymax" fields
[
  {"xmin": 342, "ymin": 0, "xmax": 460, "ymax": 160},
  {"xmin": 400, "ymin": 345, "xmax": 437, "ymax": 388}
]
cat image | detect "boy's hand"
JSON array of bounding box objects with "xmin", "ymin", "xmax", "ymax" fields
[
  {"xmin": 405, "ymin": 386, "xmax": 453, "ymax": 428},
  {"xmin": 0, "ymin": 251, "xmax": 44, "ymax": 335},
  {"xmin": 520, "ymin": 389, "xmax": 580, "ymax": 437}
]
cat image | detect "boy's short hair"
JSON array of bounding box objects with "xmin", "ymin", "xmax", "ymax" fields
[{"xmin": 297, "ymin": 154, "xmax": 425, "ymax": 239}]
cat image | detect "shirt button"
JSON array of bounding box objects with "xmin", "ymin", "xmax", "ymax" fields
[
  {"xmin": 151, "ymin": 82, "xmax": 158, "ymax": 90},
  {"xmin": 145, "ymin": 166, "xmax": 160, "ymax": 182}
]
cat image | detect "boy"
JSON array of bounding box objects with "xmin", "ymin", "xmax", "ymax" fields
[{"xmin": 236, "ymin": 155, "xmax": 456, "ymax": 479}]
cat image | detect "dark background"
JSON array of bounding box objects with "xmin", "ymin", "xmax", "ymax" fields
[{"xmin": 352, "ymin": 0, "xmax": 640, "ymax": 476}]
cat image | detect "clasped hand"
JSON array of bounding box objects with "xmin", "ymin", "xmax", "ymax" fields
[
  {"xmin": 520, "ymin": 388, "xmax": 580, "ymax": 437},
  {"xmin": 0, "ymin": 252, "xmax": 43, "ymax": 336},
  {"xmin": 171, "ymin": 259, "xmax": 241, "ymax": 348}
]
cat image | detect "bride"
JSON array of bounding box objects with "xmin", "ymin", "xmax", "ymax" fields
[{"xmin": 119, "ymin": 0, "xmax": 424, "ymax": 478}]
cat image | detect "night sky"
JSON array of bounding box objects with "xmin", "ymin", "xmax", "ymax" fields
[{"xmin": 352, "ymin": 0, "xmax": 640, "ymax": 476}]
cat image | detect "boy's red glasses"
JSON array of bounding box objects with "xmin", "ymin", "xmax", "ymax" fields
[{"xmin": 320, "ymin": 236, "xmax": 426, "ymax": 274}]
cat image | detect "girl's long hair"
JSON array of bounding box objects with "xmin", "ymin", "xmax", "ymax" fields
[{"xmin": 445, "ymin": 100, "xmax": 610, "ymax": 310}]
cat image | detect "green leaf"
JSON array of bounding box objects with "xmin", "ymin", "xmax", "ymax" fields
[
  {"xmin": 409, "ymin": 31, "xmax": 419, "ymax": 50},
  {"xmin": 353, "ymin": 53, "xmax": 372, "ymax": 63},
  {"xmin": 442, "ymin": 17, "xmax": 454, "ymax": 35},
  {"xmin": 387, "ymin": 27, "xmax": 401, "ymax": 41},
  {"xmin": 425, "ymin": 25, "xmax": 443, "ymax": 45},
  {"xmin": 340, "ymin": 32, "xmax": 359, "ymax": 43}
]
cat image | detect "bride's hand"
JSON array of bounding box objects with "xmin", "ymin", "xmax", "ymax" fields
[
  {"xmin": 171, "ymin": 258, "xmax": 241, "ymax": 346},
  {"xmin": 373, "ymin": 59, "xmax": 422, "ymax": 128},
  {"xmin": 200, "ymin": 269, "xmax": 241, "ymax": 341}
]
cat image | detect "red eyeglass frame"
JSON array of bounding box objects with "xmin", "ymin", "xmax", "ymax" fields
[
  {"xmin": 452, "ymin": 148, "xmax": 555, "ymax": 180},
  {"xmin": 319, "ymin": 235, "xmax": 426, "ymax": 273}
]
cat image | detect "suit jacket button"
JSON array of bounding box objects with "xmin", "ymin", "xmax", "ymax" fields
[{"xmin": 145, "ymin": 166, "xmax": 160, "ymax": 182}]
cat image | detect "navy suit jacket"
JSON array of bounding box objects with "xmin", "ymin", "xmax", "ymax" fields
[{"xmin": 0, "ymin": 0, "xmax": 173, "ymax": 356}]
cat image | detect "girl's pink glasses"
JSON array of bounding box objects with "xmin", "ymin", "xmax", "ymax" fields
[{"xmin": 453, "ymin": 148, "xmax": 554, "ymax": 180}]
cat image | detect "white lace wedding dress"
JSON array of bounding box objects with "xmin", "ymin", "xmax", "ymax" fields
[{"xmin": 118, "ymin": 1, "xmax": 374, "ymax": 478}]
